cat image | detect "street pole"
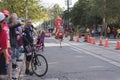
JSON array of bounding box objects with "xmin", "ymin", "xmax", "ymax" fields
[
  {"xmin": 26, "ymin": 0, "xmax": 28, "ymax": 19},
  {"xmin": 67, "ymin": 0, "xmax": 69, "ymax": 28}
]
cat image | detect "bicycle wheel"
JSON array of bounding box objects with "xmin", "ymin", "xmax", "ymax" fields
[{"xmin": 31, "ymin": 54, "xmax": 48, "ymax": 77}]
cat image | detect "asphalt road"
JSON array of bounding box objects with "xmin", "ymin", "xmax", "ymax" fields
[{"xmin": 21, "ymin": 37, "xmax": 120, "ymax": 80}]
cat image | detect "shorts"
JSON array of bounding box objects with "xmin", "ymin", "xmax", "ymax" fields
[
  {"xmin": 24, "ymin": 45, "xmax": 32, "ymax": 62},
  {"xmin": 0, "ymin": 53, "xmax": 7, "ymax": 75},
  {"xmin": 59, "ymin": 36, "xmax": 63, "ymax": 40},
  {"xmin": 26, "ymin": 55, "xmax": 32, "ymax": 62}
]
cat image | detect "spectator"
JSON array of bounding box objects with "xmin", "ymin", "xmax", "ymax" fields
[
  {"xmin": 91, "ymin": 28, "xmax": 95, "ymax": 37},
  {"xmin": 8, "ymin": 13, "xmax": 24, "ymax": 69},
  {"xmin": 106, "ymin": 27, "xmax": 111, "ymax": 38},
  {"xmin": 16, "ymin": 27, "xmax": 23, "ymax": 61},
  {"xmin": 117, "ymin": 27, "xmax": 120, "ymax": 39},
  {"xmin": 86, "ymin": 27, "xmax": 90, "ymax": 33},
  {"xmin": 112, "ymin": 27, "xmax": 117, "ymax": 39},
  {"xmin": 37, "ymin": 31, "xmax": 45, "ymax": 51},
  {"xmin": 0, "ymin": 12, "xmax": 9, "ymax": 80},
  {"xmin": 97, "ymin": 26, "xmax": 101, "ymax": 36},
  {"xmin": 2, "ymin": 10, "xmax": 12, "ymax": 80}
]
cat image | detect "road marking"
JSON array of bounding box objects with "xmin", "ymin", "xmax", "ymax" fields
[
  {"xmin": 75, "ymin": 55, "xmax": 84, "ymax": 58},
  {"xmin": 65, "ymin": 42, "xmax": 120, "ymax": 68},
  {"xmin": 48, "ymin": 62, "xmax": 59, "ymax": 65},
  {"xmin": 89, "ymin": 66, "xmax": 105, "ymax": 69},
  {"xmin": 45, "ymin": 78, "xmax": 59, "ymax": 80}
]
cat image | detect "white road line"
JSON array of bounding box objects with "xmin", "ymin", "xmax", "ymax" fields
[
  {"xmin": 48, "ymin": 62, "xmax": 59, "ymax": 65},
  {"xmin": 75, "ymin": 55, "xmax": 84, "ymax": 58},
  {"xmin": 45, "ymin": 78, "xmax": 59, "ymax": 80},
  {"xmin": 65, "ymin": 42, "xmax": 120, "ymax": 68},
  {"xmin": 89, "ymin": 66, "xmax": 105, "ymax": 69}
]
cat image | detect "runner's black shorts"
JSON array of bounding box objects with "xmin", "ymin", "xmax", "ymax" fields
[
  {"xmin": 0, "ymin": 53, "xmax": 7, "ymax": 75},
  {"xmin": 59, "ymin": 36, "xmax": 63, "ymax": 40}
]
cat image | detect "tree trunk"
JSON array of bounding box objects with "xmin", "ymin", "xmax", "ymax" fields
[{"xmin": 102, "ymin": 17, "xmax": 107, "ymax": 37}]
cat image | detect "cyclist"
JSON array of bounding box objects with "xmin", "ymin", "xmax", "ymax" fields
[
  {"xmin": 57, "ymin": 29, "xmax": 64, "ymax": 47},
  {"xmin": 22, "ymin": 19, "xmax": 35, "ymax": 75}
]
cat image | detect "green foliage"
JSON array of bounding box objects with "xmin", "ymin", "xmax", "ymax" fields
[
  {"xmin": 70, "ymin": 0, "xmax": 120, "ymax": 27},
  {"xmin": 0, "ymin": 0, "xmax": 49, "ymax": 21}
]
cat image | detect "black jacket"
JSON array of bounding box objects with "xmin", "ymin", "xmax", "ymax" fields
[
  {"xmin": 9, "ymin": 23, "xmax": 21, "ymax": 48},
  {"xmin": 22, "ymin": 26, "xmax": 34, "ymax": 46}
]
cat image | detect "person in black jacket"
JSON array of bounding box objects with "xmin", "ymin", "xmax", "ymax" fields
[
  {"xmin": 22, "ymin": 19, "xmax": 35, "ymax": 75},
  {"xmin": 8, "ymin": 13, "xmax": 24, "ymax": 69}
]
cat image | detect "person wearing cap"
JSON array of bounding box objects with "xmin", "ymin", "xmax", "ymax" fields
[
  {"xmin": 0, "ymin": 12, "xmax": 9, "ymax": 80},
  {"xmin": 2, "ymin": 9, "xmax": 12, "ymax": 80}
]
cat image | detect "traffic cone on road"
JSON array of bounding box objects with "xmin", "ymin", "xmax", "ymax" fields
[
  {"xmin": 76, "ymin": 37, "xmax": 80, "ymax": 42},
  {"xmin": 99, "ymin": 37, "xmax": 103, "ymax": 46},
  {"xmin": 116, "ymin": 41, "xmax": 120, "ymax": 50},
  {"xmin": 89, "ymin": 37, "xmax": 92, "ymax": 43},
  {"xmin": 93, "ymin": 37, "xmax": 96, "ymax": 44},
  {"xmin": 90, "ymin": 37, "xmax": 93, "ymax": 44},
  {"xmin": 104, "ymin": 38, "xmax": 109, "ymax": 47}
]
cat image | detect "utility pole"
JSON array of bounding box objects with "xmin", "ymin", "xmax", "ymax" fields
[{"xmin": 26, "ymin": 0, "xmax": 28, "ymax": 19}]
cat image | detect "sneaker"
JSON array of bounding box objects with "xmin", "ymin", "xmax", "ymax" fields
[
  {"xmin": 25, "ymin": 69, "xmax": 33, "ymax": 75},
  {"xmin": 16, "ymin": 59, "xmax": 23, "ymax": 62},
  {"xmin": 25, "ymin": 69, "xmax": 29, "ymax": 75}
]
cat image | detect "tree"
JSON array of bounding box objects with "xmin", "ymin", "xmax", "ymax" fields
[
  {"xmin": 48, "ymin": 4, "xmax": 63, "ymax": 27},
  {"xmin": 70, "ymin": 0, "xmax": 120, "ymax": 34},
  {"xmin": 0, "ymin": 0, "xmax": 49, "ymax": 21}
]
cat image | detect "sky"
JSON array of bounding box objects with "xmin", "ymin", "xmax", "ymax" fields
[{"xmin": 41, "ymin": 0, "xmax": 78, "ymax": 9}]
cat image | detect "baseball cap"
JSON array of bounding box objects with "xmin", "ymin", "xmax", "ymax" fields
[
  {"xmin": 2, "ymin": 10, "xmax": 10, "ymax": 16},
  {"xmin": 0, "ymin": 12, "xmax": 5, "ymax": 22}
]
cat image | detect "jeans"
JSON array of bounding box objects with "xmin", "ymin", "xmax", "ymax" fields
[
  {"xmin": 11, "ymin": 47, "xmax": 16, "ymax": 63},
  {"xmin": 16, "ymin": 46, "xmax": 21, "ymax": 60}
]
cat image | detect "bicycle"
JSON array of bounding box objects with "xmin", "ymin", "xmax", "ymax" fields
[
  {"xmin": 30, "ymin": 44, "xmax": 48, "ymax": 77},
  {"xmin": 23, "ymin": 36, "xmax": 48, "ymax": 77}
]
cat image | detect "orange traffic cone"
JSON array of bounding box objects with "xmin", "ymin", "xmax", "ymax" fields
[
  {"xmin": 116, "ymin": 41, "xmax": 120, "ymax": 50},
  {"xmin": 93, "ymin": 37, "xmax": 96, "ymax": 44},
  {"xmin": 104, "ymin": 38, "xmax": 109, "ymax": 47},
  {"xmin": 90, "ymin": 37, "xmax": 93, "ymax": 44},
  {"xmin": 99, "ymin": 37, "xmax": 103, "ymax": 46},
  {"xmin": 87, "ymin": 36, "xmax": 90, "ymax": 42},
  {"xmin": 76, "ymin": 37, "xmax": 80, "ymax": 42},
  {"xmin": 89, "ymin": 37, "xmax": 92, "ymax": 43}
]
